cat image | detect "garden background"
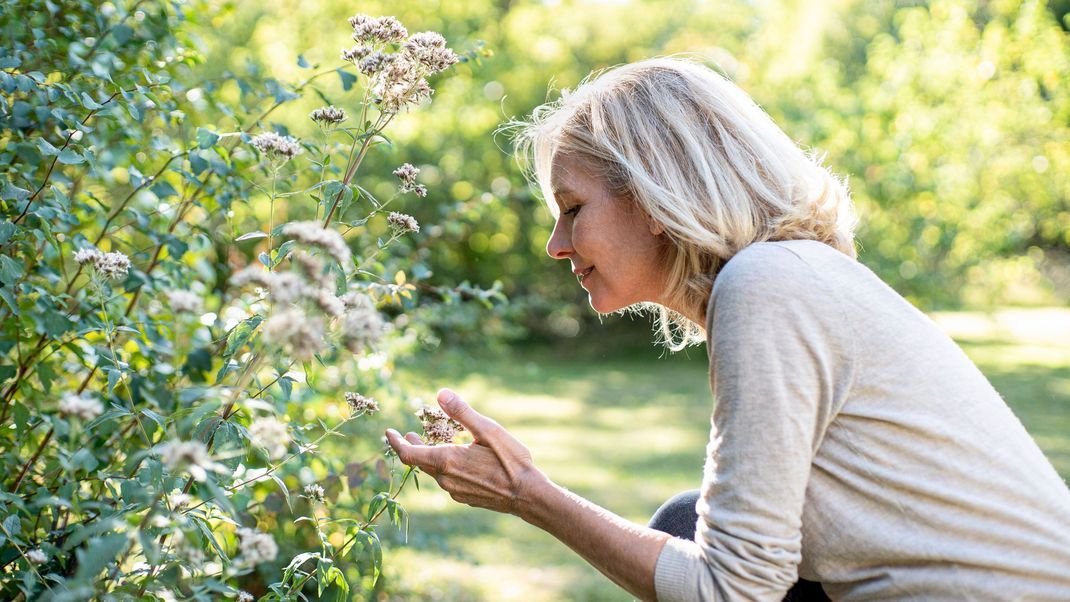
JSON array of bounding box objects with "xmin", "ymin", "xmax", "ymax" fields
[{"xmin": 1, "ymin": 0, "xmax": 1068, "ymax": 600}]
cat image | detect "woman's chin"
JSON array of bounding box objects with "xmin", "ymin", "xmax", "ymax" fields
[{"xmin": 587, "ymin": 293, "xmax": 623, "ymax": 314}]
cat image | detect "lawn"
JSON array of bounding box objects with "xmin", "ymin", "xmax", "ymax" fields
[{"xmin": 369, "ymin": 307, "xmax": 1070, "ymax": 601}]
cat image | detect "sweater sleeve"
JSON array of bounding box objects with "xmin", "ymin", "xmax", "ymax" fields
[{"xmin": 654, "ymin": 243, "xmax": 857, "ymax": 601}]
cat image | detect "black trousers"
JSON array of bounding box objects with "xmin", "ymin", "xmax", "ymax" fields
[{"xmin": 648, "ymin": 490, "xmax": 831, "ymax": 602}]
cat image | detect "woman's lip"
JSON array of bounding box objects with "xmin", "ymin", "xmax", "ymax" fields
[{"xmin": 577, "ymin": 266, "xmax": 594, "ymax": 281}]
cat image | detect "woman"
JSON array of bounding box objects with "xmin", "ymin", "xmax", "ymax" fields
[{"xmin": 385, "ymin": 57, "xmax": 1070, "ymax": 601}]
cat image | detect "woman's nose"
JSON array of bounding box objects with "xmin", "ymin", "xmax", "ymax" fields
[{"xmin": 545, "ymin": 220, "xmax": 572, "ymax": 260}]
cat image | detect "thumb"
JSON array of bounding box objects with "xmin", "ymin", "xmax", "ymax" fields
[{"xmin": 437, "ymin": 388, "xmax": 496, "ymax": 442}]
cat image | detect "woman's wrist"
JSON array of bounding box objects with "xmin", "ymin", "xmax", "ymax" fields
[{"xmin": 513, "ymin": 466, "xmax": 556, "ymax": 524}]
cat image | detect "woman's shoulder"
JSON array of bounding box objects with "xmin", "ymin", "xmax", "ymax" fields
[{"xmin": 713, "ymin": 239, "xmax": 844, "ymax": 294}]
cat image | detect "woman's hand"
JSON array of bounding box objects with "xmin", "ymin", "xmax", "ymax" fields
[{"xmin": 384, "ymin": 388, "xmax": 549, "ymax": 517}]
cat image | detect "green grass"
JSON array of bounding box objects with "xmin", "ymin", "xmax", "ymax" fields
[{"xmin": 369, "ymin": 307, "xmax": 1070, "ymax": 601}]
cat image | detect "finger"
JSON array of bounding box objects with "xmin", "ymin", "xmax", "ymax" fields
[
  {"xmin": 404, "ymin": 431, "xmax": 424, "ymax": 445},
  {"xmin": 437, "ymin": 388, "xmax": 499, "ymax": 443},
  {"xmin": 385, "ymin": 429, "xmax": 442, "ymax": 472}
]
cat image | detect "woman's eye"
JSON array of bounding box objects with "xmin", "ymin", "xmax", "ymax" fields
[{"xmin": 562, "ymin": 206, "xmax": 581, "ymax": 217}]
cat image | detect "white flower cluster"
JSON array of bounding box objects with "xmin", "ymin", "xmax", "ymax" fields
[
  {"xmin": 403, "ymin": 32, "xmax": 460, "ymax": 73},
  {"xmin": 169, "ymin": 529, "xmax": 205, "ymax": 567},
  {"xmin": 303, "ymin": 483, "xmax": 325, "ymax": 503},
  {"xmin": 416, "ymin": 406, "xmax": 464, "ymax": 445},
  {"xmin": 340, "ymin": 15, "xmax": 459, "ymax": 114},
  {"xmin": 280, "ymin": 221, "xmax": 352, "ymax": 267},
  {"xmin": 344, "ymin": 391, "xmax": 380, "ymax": 415},
  {"xmin": 309, "ymin": 105, "xmax": 346, "ymax": 127},
  {"xmin": 387, "ymin": 211, "xmax": 420, "ymax": 234},
  {"xmin": 229, "ymin": 224, "xmax": 381, "ymax": 359},
  {"xmin": 158, "ymin": 440, "xmax": 226, "ymax": 482},
  {"xmin": 340, "ymin": 292, "xmax": 386, "ymax": 354},
  {"xmin": 262, "ymin": 307, "xmax": 326, "ymax": 360},
  {"xmin": 165, "ymin": 289, "xmax": 203, "ymax": 314},
  {"xmin": 236, "ymin": 527, "xmax": 279, "ymax": 566},
  {"xmin": 393, "ymin": 163, "xmax": 427, "ymax": 197},
  {"xmin": 250, "ymin": 131, "xmax": 302, "ymax": 164},
  {"xmin": 247, "ymin": 416, "xmax": 290, "ymax": 460},
  {"xmin": 237, "ymin": 591, "xmax": 254, "ymax": 602},
  {"xmin": 58, "ymin": 393, "xmax": 103, "ymax": 421},
  {"xmin": 26, "ymin": 548, "xmax": 46, "ymax": 565},
  {"xmin": 290, "ymin": 251, "xmax": 333, "ymax": 291},
  {"xmin": 230, "ymin": 265, "xmax": 341, "ymax": 318},
  {"xmin": 74, "ymin": 247, "xmax": 131, "ymax": 280},
  {"xmin": 348, "ymin": 15, "xmax": 408, "ymax": 44},
  {"xmin": 168, "ymin": 491, "xmax": 191, "ymax": 509}
]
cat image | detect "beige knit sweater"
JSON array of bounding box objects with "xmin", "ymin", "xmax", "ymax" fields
[{"xmin": 654, "ymin": 240, "xmax": 1070, "ymax": 601}]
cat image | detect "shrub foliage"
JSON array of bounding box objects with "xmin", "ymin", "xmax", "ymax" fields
[{"xmin": 0, "ymin": 1, "xmax": 487, "ymax": 599}]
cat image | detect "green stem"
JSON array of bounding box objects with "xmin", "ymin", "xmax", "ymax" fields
[
  {"xmin": 269, "ymin": 168, "xmax": 279, "ymax": 264},
  {"xmin": 96, "ymin": 280, "xmax": 152, "ymax": 448},
  {"xmin": 289, "ymin": 464, "xmax": 416, "ymax": 594}
]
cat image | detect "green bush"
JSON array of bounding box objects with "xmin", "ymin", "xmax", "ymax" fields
[{"xmin": 0, "ymin": 2, "xmax": 492, "ymax": 599}]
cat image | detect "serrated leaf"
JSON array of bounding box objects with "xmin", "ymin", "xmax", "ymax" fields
[{"xmin": 223, "ymin": 315, "xmax": 263, "ymax": 357}]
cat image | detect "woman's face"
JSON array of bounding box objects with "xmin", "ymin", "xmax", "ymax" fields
[{"xmin": 546, "ymin": 155, "xmax": 670, "ymax": 313}]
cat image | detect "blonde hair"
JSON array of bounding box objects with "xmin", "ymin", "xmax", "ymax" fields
[{"xmin": 510, "ymin": 56, "xmax": 858, "ymax": 350}]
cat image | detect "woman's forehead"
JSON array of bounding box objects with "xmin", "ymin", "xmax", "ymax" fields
[{"xmin": 550, "ymin": 155, "xmax": 594, "ymax": 193}]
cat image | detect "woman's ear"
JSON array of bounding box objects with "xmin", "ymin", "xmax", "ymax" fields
[{"xmin": 647, "ymin": 216, "xmax": 665, "ymax": 236}]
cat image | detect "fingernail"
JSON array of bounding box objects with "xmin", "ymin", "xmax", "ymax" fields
[{"xmin": 437, "ymin": 389, "xmax": 455, "ymax": 404}]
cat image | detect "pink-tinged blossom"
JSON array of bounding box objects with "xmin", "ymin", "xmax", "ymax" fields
[
  {"xmin": 165, "ymin": 289, "xmax": 203, "ymax": 314},
  {"xmin": 387, "ymin": 211, "xmax": 420, "ymax": 234},
  {"xmin": 236, "ymin": 527, "xmax": 278, "ymax": 565},
  {"xmin": 310, "ymin": 105, "xmax": 347, "ymax": 126},
  {"xmin": 262, "ymin": 307, "xmax": 326, "ymax": 359},
  {"xmin": 402, "ymin": 32, "xmax": 460, "ymax": 73},
  {"xmin": 58, "ymin": 393, "xmax": 103, "ymax": 421},
  {"xmin": 74, "ymin": 247, "xmax": 102, "ymax": 266},
  {"xmin": 340, "ymin": 292, "xmax": 386, "ymax": 353},
  {"xmin": 250, "ymin": 131, "xmax": 302, "ymax": 163},
  {"xmin": 340, "ymin": 44, "xmax": 373, "ymax": 63},
  {"xmin": 345, "ymin": 391, "xmax": 380, "ymax": 415},
  {"xmin": 280, "ymin": 221, "xmax": 352, "ymax": 267},
  {"xmin": 416, "ymin": 406, "xmax": 464, "ymax": 445},
  {"xmin": 348, "ymin": 14, "xmax": 407, "ymax": 44},
  {"xmin": 248, "ymin": 417, "xmax": 289, "ymax": 460},
  {"xmin": 303, "ymin": 483, "xmax": 326, "ymax": 503},
  {"xmin": 158, "ymin": 440, "xmax": 226, "ymax": 482}
]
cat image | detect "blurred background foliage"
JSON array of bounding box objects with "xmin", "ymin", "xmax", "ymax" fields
[{"xmin": 185, "ymin": 0, "xmax": 1070, "ymax": 346}]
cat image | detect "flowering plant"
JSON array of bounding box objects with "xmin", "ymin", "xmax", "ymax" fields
[{"xmin": 0, "ymin": 3, "xmax": 484, "ymax": 599}]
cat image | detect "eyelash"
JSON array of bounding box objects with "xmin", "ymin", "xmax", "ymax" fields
[{"xmin": 562, "ymin": 206, "xmax": 581, "ymax": 217}]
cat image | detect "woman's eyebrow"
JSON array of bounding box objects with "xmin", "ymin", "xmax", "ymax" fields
[{"xmin": 552, "ymin": 187, "xmax": 575, "ymax": 200}]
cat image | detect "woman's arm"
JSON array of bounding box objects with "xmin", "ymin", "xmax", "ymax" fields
[{"xmin": 385, "ymin": 389, "xmax": 673, "ymax": 601}]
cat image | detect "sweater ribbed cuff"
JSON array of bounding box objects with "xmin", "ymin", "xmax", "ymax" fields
[{"xmin": 654, "ymin": 537, "xmax": 703, "ymax": 602}]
